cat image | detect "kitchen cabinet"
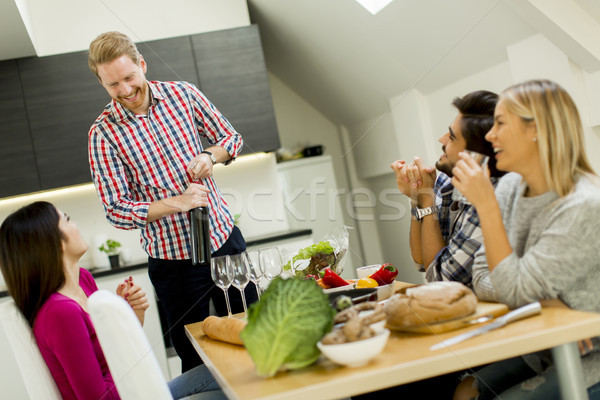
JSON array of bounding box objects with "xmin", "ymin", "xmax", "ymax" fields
[
  {"xmin": 139, "ymin": 36, "xmax": 199, "ymax": 87},
  {"xmin": 0, "ymin": 25, "xmax": 279, "ymax": 198},
  {"xmin": 18, "ymin": 51, "xmax": 108, "ymax": 189},
  {"xmin": 191, "ymin": 25, "xmax": 280, "ymax": 154},
  {"xmin": 0, "ymin": 60, "xmax": 41, "ymax": 197}
]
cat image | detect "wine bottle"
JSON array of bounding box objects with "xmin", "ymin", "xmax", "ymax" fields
[{"xmin": 189, "ymin": 207, "xmax": 211, "ymax": 266}]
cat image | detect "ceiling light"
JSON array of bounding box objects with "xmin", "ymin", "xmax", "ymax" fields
[{"xmin": 354, "ymin": 0, "xmax": 395, "ymax": 15}]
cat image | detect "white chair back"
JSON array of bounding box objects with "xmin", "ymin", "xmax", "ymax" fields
[
  {"xmin": 0, "ymin": 299, "xmax": 61, "ymax": 399},
  {"xmin": 88, "ymin": 290, "xmax": 173, "ymax": 400}
]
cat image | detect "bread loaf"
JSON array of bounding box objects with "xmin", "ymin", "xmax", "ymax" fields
[
  {"xmin": 201, "ymin": 316, "xmax": 247, "ymax": 345},
  {"xmin": 383, "ymin": 282, "xmax": 477, "ymax": 327}
]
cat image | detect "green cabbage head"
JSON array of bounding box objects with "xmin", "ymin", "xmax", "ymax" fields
[{"xmin": 240, "ymin": 277, "xmax": 334, "ymax": 377}]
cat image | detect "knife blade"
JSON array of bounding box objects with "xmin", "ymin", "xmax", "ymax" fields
[{"xmin": 430, "ymin": 302, "xmax": 542, "ymax": 351}]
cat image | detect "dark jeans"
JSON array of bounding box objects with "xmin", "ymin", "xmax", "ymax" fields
[
  {"xmin": 352, "ymin": 370, "xmax": 464, "ymax": 399},
  {"xmin": 148, "ymin": 226, "xmax": 258, "ymax": 373}
]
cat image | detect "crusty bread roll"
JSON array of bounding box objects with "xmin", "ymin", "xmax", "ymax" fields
[
  {"xmin": 383, "ymin": 282, "xmax": 477, "ymax": 327},
  {"xmin": 201, "ymin": 316, "xmax": 247, "ymax": 345}
]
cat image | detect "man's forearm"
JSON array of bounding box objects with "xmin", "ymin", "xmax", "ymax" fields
[
  {"xmin": 419, "ymin": 215, "xmax": 446, "ymax": 268},
  {"xmin": 147, "ymin": 197, "xmax": 183, "ymax": 223},
  {"xmin": 409, "ymin": 218, "xmax": 423, "ymax": 264}
]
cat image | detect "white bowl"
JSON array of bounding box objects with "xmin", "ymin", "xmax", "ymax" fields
[
  {"xmin": 317, "ymin": 329, "xmax": 390, "ymax": 367},
  {"xmin": 376, "ymin": 283, "xmax": 394, "ymax": 301},
  {"xmin": 356, "ymin": 264, "xmax": 381, "ymax": 279}
]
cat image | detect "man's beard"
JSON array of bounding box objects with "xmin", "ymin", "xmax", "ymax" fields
[{"xmin": 436, "ymin": 160, "xmax": 453, "ymax": 177}]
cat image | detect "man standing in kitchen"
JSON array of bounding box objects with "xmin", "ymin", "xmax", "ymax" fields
[
  {"xmin": 86, "ymin": 31, "xmax": 256, "ymax": 373},
  {"xmin": 391, "ymin": 90, "xmax": 505, "ymax": 288}
]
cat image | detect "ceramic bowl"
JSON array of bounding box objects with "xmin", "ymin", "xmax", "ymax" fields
[
  {"xmin": 356, "ymin": 264, "xmax": 381, "ymax": 279},
  {"xmin": 317, "ymin": 329, "xmax": 390, "ymax": 367},
  {"xmin": 376, "ymin": 283, "xmax": 394, "ymax": 301}
]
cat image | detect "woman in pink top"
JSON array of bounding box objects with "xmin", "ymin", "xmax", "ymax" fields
[{"xmin": 0, "ymin": 202, "xmax": 224, "ymax": 400}]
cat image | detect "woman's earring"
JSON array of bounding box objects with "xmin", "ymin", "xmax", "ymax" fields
[{"xmin": 533, "ymin": 137, "xmax": 537, "ymax": 142}]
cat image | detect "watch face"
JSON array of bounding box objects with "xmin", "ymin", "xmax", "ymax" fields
[{"xmin": 202, "ymin": 151, "xmax": 216, "ymax": 164}]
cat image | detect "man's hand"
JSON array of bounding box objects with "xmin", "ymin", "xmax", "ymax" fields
[
  {"xmin": 391, "ymin": 160, "xmax": 417, "ymax": 201},
  {"xmin": 187, "ymin": 153, "xmax": 214, "ymax": 180},
  {"xmin": 147, "ymin": 183, "xmax": 210, "ymax": 223},
  {"xmin": 409, "ymin": 157, "xmax": 436, "ymax": 207},
  {"xmin": 165, "ymin": 183, "xmax": 210, "ymax": 212},
  {"xmin": 391, "ymin": 158, "xmax": 436, "ymax": 206}
]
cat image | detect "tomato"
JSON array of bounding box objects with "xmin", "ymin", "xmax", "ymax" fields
[{"xmin": 356, "ymin": 277, "xmax": 379, "ymax": 288}]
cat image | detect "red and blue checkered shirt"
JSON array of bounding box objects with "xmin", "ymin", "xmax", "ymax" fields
[{"xmin": 88, "ymin": 81, "xmax": 242, "ymax": 260}]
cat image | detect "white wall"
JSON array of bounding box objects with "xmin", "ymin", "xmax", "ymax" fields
[
  {"xmin": 20, "ymin": 0, "xmax": 250, "ymax": 56},
  {"xmin": 268, "ymin": 72, "xmax": 367, "ymax": 272}
]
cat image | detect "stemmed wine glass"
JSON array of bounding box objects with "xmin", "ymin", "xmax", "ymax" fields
[
  {"xmin": 230, "ymin": 253, "xmax": 250, "ymax": 317},
  {"xmin": 259, "ymin": 247, "xmax": 283, "ymax": 288},
  {"xmin": 210, "ymin": 255, "xmax": 233, "ymax": 318},
  {"xmin": 246, "ymin": 250, "xmax": 263, "ymax": 299}
]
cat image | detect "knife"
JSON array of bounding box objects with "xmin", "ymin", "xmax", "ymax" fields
[{"xmin": 430, "ymin": 302, "xmax": 542, "ymax": 351}]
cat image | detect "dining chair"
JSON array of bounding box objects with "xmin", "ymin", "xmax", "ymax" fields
[
  {"xmin": 0, "ymin": 299, "xmax": 61, "ymax": 399},
  {"xmin": 88, "ymin": 290, "xmax": 173, "ymax": 400}
]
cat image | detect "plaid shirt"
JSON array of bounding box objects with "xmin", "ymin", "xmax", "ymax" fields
[
  {"xmin": 88, "ymin": 81, "xmax": 242, "ymax": 260},
  {"xmin": 423, "ymin": 173, "xmax": 498, "ymax": 288}
]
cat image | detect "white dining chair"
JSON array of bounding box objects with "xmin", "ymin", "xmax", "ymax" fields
[
  {"xmin": 0, "ymin": 299, "xmax": 61, "ymax": 399},
  {"xmin": 88, "ymin": 290, "xmax": 173, "ymax": 400}
]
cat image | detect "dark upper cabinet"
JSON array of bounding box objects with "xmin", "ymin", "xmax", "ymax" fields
[
  {"xmin": 18, "ymin": 51, "xmax": 109, "ymax": 189},
  {"xmin": 191, "ymin": 25, "xmax": 280, "ymax": 154},
  {"xmin": 0, "ymin": 60, "xmax": 41, "ymax": 197},
  {"xmin": 2, "ymin": 25, "xmax": 279, "ymax": 198},
  {"xmin": 138, "ymin": 36, "xmax": 199, "ymax": 87}
]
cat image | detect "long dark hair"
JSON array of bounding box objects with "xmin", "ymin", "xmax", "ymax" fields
[{"xmin": 0, "ymin": 201, "xmax": 65, "ymax": 326}]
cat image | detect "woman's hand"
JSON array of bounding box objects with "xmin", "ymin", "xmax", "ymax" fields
[
  {"xmin": 116, "ymin": 277, "xmax": 149, "ymax": 326},
  {"xmin": 451, "ymin": 152, "xmax": 495, "ymax": 209}
]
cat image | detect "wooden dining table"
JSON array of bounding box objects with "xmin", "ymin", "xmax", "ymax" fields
[{"xmin": 185, "ymin": 283, "xmax": 600, "ymax": 400}]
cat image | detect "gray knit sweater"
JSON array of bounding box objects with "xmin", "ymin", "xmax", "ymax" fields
[{"xmin": 472, "ymin": 172, "xmax": 600, "ymax": 387}]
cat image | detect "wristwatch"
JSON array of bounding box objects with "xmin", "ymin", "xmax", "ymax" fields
[
  {"xmin": 411, "ymin": 206, "xmax": 438, "ymax": 222},
  {"xmin": 201, "ymin": 151, "xmax": 217, "ymax": 165}
]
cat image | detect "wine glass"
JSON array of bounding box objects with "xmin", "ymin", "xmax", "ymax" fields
[
  {"xmin": 230, "ymin": 253, "xmax": 250, "ymax": 317},
  {"xmin": 259, "ymin": 247, "xmax": 283, "ymax": 288},
  {"xmin": 210, "ymin": 255, "xmax": 233, "ymax": 318},
  {"xmin": 246, "ymin": 250, "xmax": 263, "ymax": 299}
]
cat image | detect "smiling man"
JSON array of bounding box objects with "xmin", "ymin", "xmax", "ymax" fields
[
  {"xmin": 391, "ymin": 90, "xmax": 504, "ymax": 288},
  {"xmin": 87, "ymin": 31, "xmax": 257, "ymax": 373}
]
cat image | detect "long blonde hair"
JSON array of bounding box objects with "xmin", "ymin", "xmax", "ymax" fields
[
  {"xmin": 501, "ymin": 79, "xmax": 596, "ymax": 196},
  {"xmin": 88, "ymin": 31, "xmax": 141, "ymax": 79}
]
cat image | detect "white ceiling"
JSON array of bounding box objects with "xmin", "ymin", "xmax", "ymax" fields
[{"xmin": 247, "ymin": 0, "xmax": 600, "ymax": 125}]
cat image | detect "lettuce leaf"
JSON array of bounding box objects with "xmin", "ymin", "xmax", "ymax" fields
[
  {"xmin": 282, "ymin": 241, "xmax": 336, "ymax": 277},
  {"xmin": 240, "ymin": 277, "xmax": 335, "ymax": 377}
]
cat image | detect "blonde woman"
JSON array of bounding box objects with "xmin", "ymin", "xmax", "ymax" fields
[{"xmin": 451, "ymin": 79, "xmax": 600, "ymax": 399}]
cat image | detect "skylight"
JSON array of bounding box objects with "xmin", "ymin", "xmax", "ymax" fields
[{"xmin": 354, "ymin": 0, "xmax": 395, "ymax": 15}]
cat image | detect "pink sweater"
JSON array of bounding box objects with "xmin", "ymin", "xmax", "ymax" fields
[{"xmin": 33, "ymin": 268, "xmax": 120, "ymax": 400}]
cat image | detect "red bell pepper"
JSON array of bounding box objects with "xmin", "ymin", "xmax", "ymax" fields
[
  {"xmin": 369, "ymin": 263, "xmax": 398, "ymax": 286},
  {"xmin": 320, "ymin": 268, "xmax": 349, "ymax": 288}
]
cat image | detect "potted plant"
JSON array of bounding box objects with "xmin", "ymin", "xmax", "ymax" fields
[{"xmin": 98, "ymin": 239, "xmax": 122, "ymax": 269}]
